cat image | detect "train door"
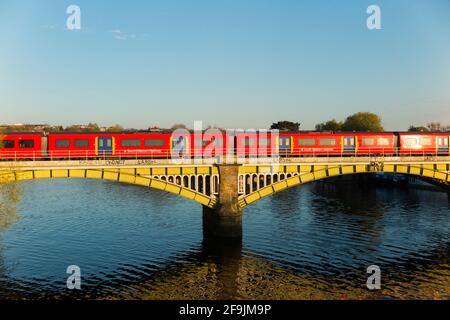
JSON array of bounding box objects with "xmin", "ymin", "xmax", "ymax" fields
[
  {"xmin": 98, "ymin": 136, "xmax": 113, "ymax": 156},
  {"xmin": 437, "ymin": 136, "xmax": 449, "ymax": 154},
  {"xmin": 279, "ymin": 136, "xmax": 291, "ymax": 155},
  {"xmin": 343, "ymin": 136, "xmax": 356, "ymax": 153}
]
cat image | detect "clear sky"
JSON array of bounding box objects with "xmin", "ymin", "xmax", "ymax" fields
[{"xmin": 0, "ymin": 0, "xmax": 449, "ymax": 130}]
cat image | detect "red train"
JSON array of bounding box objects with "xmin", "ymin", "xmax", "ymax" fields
[{"xmin": 0, "ymin": 131, "xmax": 449, "ymax": 159}]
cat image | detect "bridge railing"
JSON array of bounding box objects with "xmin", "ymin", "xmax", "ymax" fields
[{"xmin": 0, "ymin": 147, "xmax": 449, "ymax": 162}]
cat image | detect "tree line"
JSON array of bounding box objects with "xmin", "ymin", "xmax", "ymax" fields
[
  {"xmin": 1, "ymin": 112, "xmax": 449, "ymax": 133},
  {"xmin": 271, "ymin": 112, "xmax": 384, "ymax": 132},
  {"xmin": 270, "ymin": 112, "xmax": 450, "ymax": 132}
]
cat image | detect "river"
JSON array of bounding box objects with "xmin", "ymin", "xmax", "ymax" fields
[{"xmin": 0, "ymin": 178, "xmax": 449, "ymax": 299}]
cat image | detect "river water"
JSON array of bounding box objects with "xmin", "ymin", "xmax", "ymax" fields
[{"xmin": 0, "ymin": 178, "xmax": 449, "ymax": 299}]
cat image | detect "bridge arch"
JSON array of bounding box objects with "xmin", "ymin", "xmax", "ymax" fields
[
  {"xmin": 0, "ymin": 168, "xmax": 217, "ymax": 208},
  {"xmin": 238, "ymin": 163, "xmax": 450, "ymax": 208}
]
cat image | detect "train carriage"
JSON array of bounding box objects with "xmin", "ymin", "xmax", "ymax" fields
[
  {"xmin": 235, "ymin": 132, "xmax": 279, "ymax": 157},
  {"xmin": 3, "ymin": 130, "xmax": 450, "ymax": 161},
  {"xmin": 0, "ymin": 133, "xmax": 42, "ymax": 159},
  {"xmin": 189, "ymin": 133, "xmax": 228, "ymax": 157},
  {"xmin": 280, "ymin": 132, "xmax": 396, "ymax": 156},
  {"xmin": 114, "ymin": 133, "xmax": 173, "ymax": 158},
  {"xmin": 48, "ymin": 133, "xmax": 177, "ymax": 158},
  {"xmin": 47, "ymin": 133, "xmax": 97, "ymax": 158},
  {"xmin": 354, "ymin": 133, "xmax": 396, "ymax": 155},
  {"xmin": 399, "ymin": 133, "xmax": 450, "ymax": 155}
]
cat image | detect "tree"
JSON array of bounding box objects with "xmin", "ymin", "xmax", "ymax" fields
[
  {"xmin": 341, "ymin": 112, "xmax": 384, "ymax": 132},
  {"xmin": 106, "ymin": 124, "xmax": 124, "ymax": 132},
  {"xmin": 426, "ymin": 122, "xmax": 450, "ymax": 132},
  {"xmin": 408, "ymin": 125, "xmax": 429, "ymax": 132},
  {"xmin": 408, "ymin": 122, "xmax": 450, "ymax": 132},
  {"xmin": 315, "ymin": 119, "xmax": 343, "ymax": 132},
  {"xmin": 270, "ymin": 121, "xmax": 300, "ymax": 132},
  {"xmin": 84, "ymin": 123, "xmax": 100, "ymax": 132},
  {"xmin": 170, "ymin": 124, "xmax": 188, "ymax": 130}
]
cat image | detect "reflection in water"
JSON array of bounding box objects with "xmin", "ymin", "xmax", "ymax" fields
[
  {"xmin": 0, "ymin": 179, "xmax": 448, "ymax": 299},
  {"xmin": 0, "ymin": 183, "xmax": 22, "ymax": 229}
]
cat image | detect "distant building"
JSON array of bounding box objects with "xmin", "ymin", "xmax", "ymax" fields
[
  {"xmin": 149, "ymin": 126, "xmax": 162, "ymax": 132},
  {"xmin": 0, "ymin": 123, "xmax": 50, "ymax": 132}
]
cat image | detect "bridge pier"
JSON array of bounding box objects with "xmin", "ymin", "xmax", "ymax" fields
[{"xmin": 203, "ymin": 164, "xmax": 243, "ymax": 238}]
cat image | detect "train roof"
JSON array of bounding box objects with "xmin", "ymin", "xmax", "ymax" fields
[
  {"xmin": 0, "ymin": 132, "xmax": 44, "ymax": 135},
  {"xmin": 2, "ymin": 131, "xmax": 449, "ymax": 135}
]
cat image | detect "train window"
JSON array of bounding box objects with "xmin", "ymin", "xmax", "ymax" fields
[
  {"xmin": 243, "ymin": 137, "xmax": 255, "ymax": 146},
  {"xmin": 344, "ymin": 137, "xmax": 355, "ymax": 146},
  {"xmin": 121, "ymin": 139, "xmax": 141, "ymax": 147},
  {"xmin": 56, "ymin": 139, "xmax": 70, "ymax": 148},
  {"xmin": 144, "ymin": 139, "xmax": 165, "ymax": 147},
  {"xmin": 404, "ymin": 138, "xmax": 417, "ymax": 147},
  {"xmin": 19, "ymin": 140, "xmax": 35, "ymax": 148},
  {"xmin": 319, "ymin": 138, "xmax": 336, "ymax": 146},
  {"xmin": 298, "ymin": 138, "xmax": 315, "ymax": 146},
  {"xmin": 194, "ymin": 138, "xmax": 205, "ymax": 147},
  {"xmin": 74, "ymin": 139, "xmax": 89, "ymax": 148},
  {"xmin": 279, "ymin": 137, "xmax": 291, "ymax": 147},
  {"xmin": 378, "ymin": 137, "xmax": 390, "ymax": 146},
  {"xmin": 211, "ymin": 137, "xmax": 223, "ymax": 146},
  {"xmin": 419, "ymin": 137, "xmax": 432, "ymax": 146},
  {"xmin": 258, "ymin": 138, "xmax": 271, "ymax": 146},
  {"xmin": 438, "ymin": 137, "xmax": 449, "ymax": 146},
  {"xmin": 363, "ymin": 138, "xmax": 375, "ymax": 146},
  {"xmin": 0, "ymin": 140, "xmax": 14, "ymax": 148}
]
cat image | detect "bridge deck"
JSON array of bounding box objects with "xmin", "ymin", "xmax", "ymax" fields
[{"xmin": 1, "ymin": 156, "xmax": 450, "ymax": 170}]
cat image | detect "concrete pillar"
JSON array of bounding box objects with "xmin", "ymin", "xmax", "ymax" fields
[{"xmin": 203, "ymin": 164, "xmax": 242, "ymax": 238}]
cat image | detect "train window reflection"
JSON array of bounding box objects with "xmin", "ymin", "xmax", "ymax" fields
[
  {"xmin": 145, "ymin": 139, "xmax": 165, "ymax": 147},
  {"xmin": 121, "ymin": 139, "xmax": 141, "ymax": 147},
  {"xmin": 298, "ymin": 138, "xmax": 315, "ymax": 146},
  {"xmin": 378, "ymin": 138, "xmax": 390, "ymax": 146},
  {"xmin": 0, "ymin": 140, "xmax": 14, "ymax": 148},
  {"xmin": 243, "ymin": 138, "xmax": 255, "ymax": 146},
  {"xmin": 419, "ymin": 138, "xmax": 432, "ymax": 146},
  {"xmin": 363, "ymin": 138, "xmax": 375, "ymax": 146},
  {"xmin": 74, "ymin": 139, "xmax": 89, "ymax": 148},
  {"xmin": 19, "ymin": 140, "xmax": 35, "ymax": 148},
  {"xmin": 258, "ymin": 138, "xmax": 271, "ymax": 146},
  {"xmin": 319, "ymin": 138, "xmax": 336, "ymax": 146},
  {"xmin": 56, "ymin": 139, "xmax": 70, "ymax": 148},
  {"xmin": 404, "ymin": 138, "xmax": 417, "ymax": 147}
]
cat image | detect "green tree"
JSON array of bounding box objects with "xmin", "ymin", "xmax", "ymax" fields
[
  {"xmin": 408, "ymin": 125, "xmax": 429, "ymax": 132},
  {"xmin": 270, "ymin": 121, "xmax": 300, "ymax": 132},
  {"xmin": 342, "ymin": 112, "xmax": 384, "ymax": 132},
  {"xmin": 315, "ymin": 119, "xmax": 343, "ymax": 131}
]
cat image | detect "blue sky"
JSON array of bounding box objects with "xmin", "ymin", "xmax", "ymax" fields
[{"xmin": 0, "ymin": 0, "xmax": 449, "ymax": 130}]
